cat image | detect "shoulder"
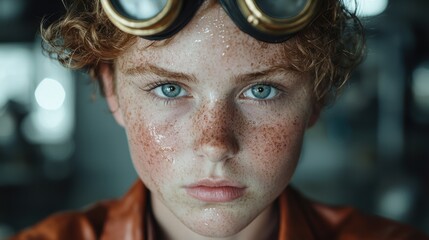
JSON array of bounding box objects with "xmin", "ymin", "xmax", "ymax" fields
[
  {"xmin": 313, "ymin": 203, "xmax": 428, "ymax": 240},
  {"xmin": 10, "ymin": 181, "xmax": 147, "ymax": 240},
  {"xmin": 10, "ymin": 201, "xmax": 112, "ymax": 240},
  {"xmin": 287, "ymin": 187, "xmax": 429, "ymax": 240}
]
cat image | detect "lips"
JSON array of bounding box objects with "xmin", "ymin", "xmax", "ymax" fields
[{"xmin": 185, "ymin": 179, "xmax": 246, "ymax": 203}]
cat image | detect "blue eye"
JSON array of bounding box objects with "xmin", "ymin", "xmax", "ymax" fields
[
  {"xmin": 153, "ymin": 83, "xmax": 187, "ymax": 98},
  {"xmin": 243, "ymin": 84, "xmax": 279, "ymax": 100}
]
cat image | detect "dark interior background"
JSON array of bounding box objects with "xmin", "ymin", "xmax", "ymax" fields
[{"xmin": 0, "ymin": 0, "xmax": 428, "ymax": 237}]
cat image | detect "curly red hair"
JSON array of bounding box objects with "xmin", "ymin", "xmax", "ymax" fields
[{"xmin": 41, "ymin": 0, "xmax": 364, "ymax": 106}]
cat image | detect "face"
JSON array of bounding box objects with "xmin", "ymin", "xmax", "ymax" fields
[{"xmin": 102, "ymin": 2, "xmax": 318, "ymax": 238}]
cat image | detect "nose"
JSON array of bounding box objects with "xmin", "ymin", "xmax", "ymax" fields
[{"xmin": 193, "ymin": 101, "xmax": 239, "ymax": 163}]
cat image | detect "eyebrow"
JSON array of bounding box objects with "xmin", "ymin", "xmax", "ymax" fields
[
  {"xmin": 124, "ymin": 64, "xmax": 298, "ymax": 84},
  {"xmin": 123, "ymin": 64, "xmax": 197, "ymax": 83},
  {"xmin": 233, "ymin": 66, "xmax": 300, "ymax": 85}
]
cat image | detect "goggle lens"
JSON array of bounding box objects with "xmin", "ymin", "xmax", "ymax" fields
[
  {"xmin": 255, "ymin": 0, "xmax": 308, "ymax": 19},
  {"xmin": 114, "ymin": 0, "xmax": 168, "ymax": 20}
]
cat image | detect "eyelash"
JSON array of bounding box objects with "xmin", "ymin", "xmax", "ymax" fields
[
  {"xmin": 140, "ymin": 80, "xmax": 188, "ymax": 105},
  {"xmin": 139, "ymin": 80, "xmax": 285, "ymax": 105},
  {"xmin": 240, "ymin": 82, "xmax": 285, "ymax": 103},
  {"xmin": 142, "ymin": 80, "xmax": 176, "ymax": 91}
]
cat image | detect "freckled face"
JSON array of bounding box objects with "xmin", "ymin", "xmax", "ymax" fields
[{"xmin": 110, "ymin": 3, "xmax": 316, "ymax": 238}]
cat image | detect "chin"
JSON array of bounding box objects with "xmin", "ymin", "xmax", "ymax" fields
[
  {"xmin": 188, "ymin": 223, "xmax": 245, "ymax": 238},
  {"xmin": 181, "ymin": 208, "xmax": 255, "ymax": 238}
]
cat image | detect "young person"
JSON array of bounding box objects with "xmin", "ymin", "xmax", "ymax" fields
[{"xmin": 12, "ymin": 0, "xmax": 429, "ymax": 239}]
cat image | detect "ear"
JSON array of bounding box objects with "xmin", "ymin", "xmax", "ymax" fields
[
  {"xmin": 99, "ymin": 63, "xmax": 125, "ymax": 127},
  {"xmin": 306, "ymin": 104, "xmax": 320, "ymax": 128}
]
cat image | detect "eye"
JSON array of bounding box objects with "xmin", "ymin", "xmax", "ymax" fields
[
  {"xmin": 153, "ymin": 83, "xmax": 188, "ymax": 98},
  {"xmin": 243, "ymin": 84, "xmax": 279, "ymax": 100}
]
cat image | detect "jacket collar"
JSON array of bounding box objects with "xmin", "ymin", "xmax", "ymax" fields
[
  {"xmin": 278, "ymin": 187, "xmax": 317, "ymax": 240},
  {"xmin": 102, "ymin": 181, "xmax": 147, "ymax": 240}
]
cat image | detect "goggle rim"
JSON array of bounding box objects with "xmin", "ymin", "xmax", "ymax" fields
[
  {"xmin": 238, "ymin": 0, "xmax": 319, "ymax": 35},
  {"xmin": 100, "ymin": 0, "xmax": 183, "ymax": 36}
]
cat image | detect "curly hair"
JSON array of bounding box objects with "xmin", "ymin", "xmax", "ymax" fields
[{"xmin": 41, "ymin": 0, "xmax": 364, "ymax": 106}]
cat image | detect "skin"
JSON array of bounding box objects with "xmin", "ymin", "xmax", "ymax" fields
[{"xmin": 100, "ymin": 1, "xmax": 319, "ymax": 239}]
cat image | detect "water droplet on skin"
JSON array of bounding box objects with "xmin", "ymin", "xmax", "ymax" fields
[
  {"xmin": 195, "ymin": 39, "xmax": 202, "ymax": 43},
  {"xmin": 166, "ymin": 156, "xmax": 175, "ymax": 164},
  {"xmin": 148, "ymin": 127, "xmax": 166, "ymax": 144},
  {"xmin": 204, "ymin": 207, "xmax": 217, "ymax": 212}
]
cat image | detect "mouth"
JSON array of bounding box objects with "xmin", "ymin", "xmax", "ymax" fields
[{"xmin": 185, "ymin": 178, "xmax": 246, "ymax": 203}]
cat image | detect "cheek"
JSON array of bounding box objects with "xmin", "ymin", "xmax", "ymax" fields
[
  {"xmin": 121, "ymin": 103, "xmax": 181, "ymax": 192},
  {"xmin": 244, "ymin": 117, "xmax": 306, "ymax": 186}
]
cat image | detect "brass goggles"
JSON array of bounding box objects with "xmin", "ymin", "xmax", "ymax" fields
[{"xmin": 100, "ymin": 0, "xmax": 319, "ymax": 43}]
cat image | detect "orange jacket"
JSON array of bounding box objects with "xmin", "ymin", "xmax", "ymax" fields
[{"xmin": 11, "ymin": 181, "xmax": 429, "ymax": 240}]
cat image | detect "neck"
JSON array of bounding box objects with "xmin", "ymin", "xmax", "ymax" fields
[{"xmin": 149, "ymin": 196, "xmax": 279, "ymax": 240}]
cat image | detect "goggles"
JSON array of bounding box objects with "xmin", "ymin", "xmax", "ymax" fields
[{"xmin": 100, "ymin": 0, "xmax": 319, "ymax": 43}]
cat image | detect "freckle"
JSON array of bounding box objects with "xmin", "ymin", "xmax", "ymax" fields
[{"xmin": 293, "ymin": 117, "xmax": 299, "ymax": 126}]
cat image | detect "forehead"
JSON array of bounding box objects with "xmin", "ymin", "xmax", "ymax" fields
[{"xmin": 117, "ymin": 2, "xmax": 290, "ymax": 75}]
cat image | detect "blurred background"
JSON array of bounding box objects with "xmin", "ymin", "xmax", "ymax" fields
[{"xmin": 0, "ymin": 0, "xmax": 428, "ymax": 237}]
